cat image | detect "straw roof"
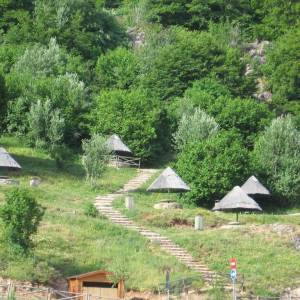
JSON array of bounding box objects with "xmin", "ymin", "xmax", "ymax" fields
[
  {"xmin": 106, "ymin": 134, "xmax": 132, "ymax": 155},
  {"xmin": 0, "ymin": 147, "xmax": 21, "ymax": 169},
  {"xmin": 241, "ymin": 175, "xmax": 270, "ymax": 195},
  {"xmin": 212, "ymin": 186, "xmax": 262, "ymax": 211},
  {"xmin": 147, "ymin": 167, "xmax": 190, "ymax": 192}
]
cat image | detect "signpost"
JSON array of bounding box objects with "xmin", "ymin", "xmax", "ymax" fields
[{"xmin": 229, "ymin": 258, "xmax": 237, "ymax": 300}]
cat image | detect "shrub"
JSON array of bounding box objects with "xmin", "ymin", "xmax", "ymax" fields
[
  {"xmin": 0, "ymin": 188, "xmax": 44, "ymax": 254},
  {"xmin": 95, "ymin": 47, "xmax": 139, "ymax": 89},
  {"xmin": 176, "ymin": 130, "xmax": 250, "ymax": 207},
  {"xmin": 82, "ymin": 134, "xmax": 111, "ymax": 187},
  {"xmin": 263, "ymin": 27, "xmax": 300, "ymax": 114},
  {"xmin": 84, "ymin": 203, "xmax": 99, "ymax": 217},
  {"xmin": 91, "ymin": 89, "xmax": 161, "ymax": 160},
  {"xmin": 28, "ymin": 99, "xmax": 67, "ymax": 167},
  {"xmin": 252, "ymin": 115, "xmax": 300, "ymax": 204},
  {"xmin": 173, "ymin": 108, "xmax": 219, "ymax": 151}
]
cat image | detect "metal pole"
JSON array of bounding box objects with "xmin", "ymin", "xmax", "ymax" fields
[{"xmin": 232, "ymin": 278, "xmax": 236, "ymax": 300}]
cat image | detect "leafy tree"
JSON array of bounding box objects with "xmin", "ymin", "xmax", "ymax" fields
[
  {"xmin": 33, "ymin": 0, "xmax": 126, "ymax": 60},
  {"xmin": 91, "ymin": 89, "xmax": 161, "ymax": 160},
  {"xmin": 82, "ymin": 134, "xmax": 111, "ymax": 187},
  {"xmin": 145, "ymin": 0, "xmax": 254, "ymax": 31},
  {"xmin": 173, "ymin": 108, "xmax": 219, "ymax": 151},
  {"xmin": 263, "ymin": 27, "xmax": 300, "ymax": 115},
  {"xmin": 95, "ymin": 47, "xmax": 139, "ymax": 89},
  {"xmin": 28, "ymin": 99, "xmax": 66, "ymax": 167},
  {"xmin": 176, "ymin": 130, "xmax": 250, "ymax": 207},
  {"xmin": 251, "ymin": 0, "xmax": 300, "ymax": 40},
  {"xmin": 252, "ymin": 115, "xmax": 300, "ymax": 204},
  {"xmin": 177, "ymin": 79, "xmax": 273, "ymax": 146},
  {"xmin": 6, "ymin": 40, "xmax": 88, "ymax": 144},
  {"xmin": 0, "ymin": 188, "xmax": 44, "ymax": 254},
  {"xmin": 141, "ymin": 28, "xmax": 254, "ymax": 100}
]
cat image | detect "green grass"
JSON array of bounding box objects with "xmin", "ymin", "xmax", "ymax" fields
[
  {"xmin": 113, "ymin": 170, "xmax": 300, "ymax": 297},
  {"xmin": 0, "ymin": 137, "xmax": 198, "ymax": 290}
]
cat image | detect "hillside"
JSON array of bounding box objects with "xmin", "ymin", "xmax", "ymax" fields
[{"xmin": 0, "ymin": 137, "xmax": 197, "ymax": 290}]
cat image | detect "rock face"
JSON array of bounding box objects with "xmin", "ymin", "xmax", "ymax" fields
[
  {"xmin": 244, "ymin": 40, "xmax": 272, "ymax": 101},
  {"xmin": 281, "ymin": 287, "xmax": 300, "ymax": 299},
  {"xmin": 154, "ymin": 201, "xmax": 182, "ymax": 209},
  {"xmin": 127, "ymin": 27, "xmax": 145, "ymax": 49}
]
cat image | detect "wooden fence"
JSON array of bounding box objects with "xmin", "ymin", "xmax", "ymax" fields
[{"xmin": 109, "ymin": 155, "xmax": 141, "ymax": 169}]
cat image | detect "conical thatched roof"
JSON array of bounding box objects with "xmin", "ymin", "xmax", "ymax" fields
[
  {"xmin": 147, "ymin": 167, "xmax": 190, "ymax": 192},
  {"xmin": 241, "ymin": 176, "xmax": 270, "ymax": 195},
  {"xmin": 106, "ymin": 134, "xmax": 132, "ymax": 155},
  {"xmin": 212, "ymin": 186, "xmax": 262, "ymax": 211},
  {"xmin": 0, "ymin": 147, "xmax": 21, "ymax": 169}
]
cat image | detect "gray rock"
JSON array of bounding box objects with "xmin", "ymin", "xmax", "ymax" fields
[
  {"xmin": 0, "ymin": 178, "xmax": 19, "ymax": 185},
  {"xmin": 154, "ymin": 201, "xmax": 182, "ymax": 210},
  {"xmin": 30, "ymin": 178, "xmax": 41, "ymax": 187},
  {"xmin": 293, "ymin": 235, "xmax": 300, "ymax": 251}
]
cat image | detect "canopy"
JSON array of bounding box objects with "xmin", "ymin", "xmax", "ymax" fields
[
  {"xmin": 213, "ymin": 186, "xmax": 262, "ymax": 212},
  {"xmin": 212, "ymin": 186, "xmax": 262, "ymax": 222},
  {"xmin": 147, "ymin": 167, "xmax": 190, "ymax": 192},
  {"xmin": 106, "ymin": 134, "xmax": 132, "ymax": 155},
  {"xmin": 241, "ymin": 175, "xmax": 270, "ymax": 195},
  {"xmin": 0, "ymin": 147, "xmax": 21, "ymax": 169}
]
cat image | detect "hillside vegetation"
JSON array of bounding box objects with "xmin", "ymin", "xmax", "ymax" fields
[{"xmin": 0, "ymin": 0, "xmax": 299, "ymax": 297}]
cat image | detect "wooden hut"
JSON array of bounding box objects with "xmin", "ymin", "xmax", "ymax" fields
[
  {"xmin": 0, "ymin": 147, "xmax": 21, "ymax": 171},
  {"xmin": 68, "ymin": 270, "xmax": 125, "ymax": 299},
  {"xmin": 241, "ymin": 176, "xmax": 270, "ymax": 196},
  {"xmin": 106, "ymin": 134, "xmax": 140, "ymax": 168}
]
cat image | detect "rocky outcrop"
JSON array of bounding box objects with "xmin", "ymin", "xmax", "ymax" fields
[
  {"xmin": 127, "ymin": 27, "xmax": 145, "ymax": 49},
  {"xmin": 244, "ymin": 40, "xmax": 272, "ymax": 101}
]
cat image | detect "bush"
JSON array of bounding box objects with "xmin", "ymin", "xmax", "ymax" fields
[
  {"xmin": 82, "ymin": 134, "xmax": 111, "ymax": 187},
  {"xmin": 263, "ymin": 27, "xmax": 300, "ymax": 114},
  {"xmin": 0, "ymin": 188, "xmax": 44, "ymax": 254},
  {"xmin": 252, "ymin": 115, "xmax": 300, "ymax": 204},
  {"xmin": 28, "ymin": 99, "xmax": 67, "ymax": 167},
  {"xmin": 95, "ymin": 47, "xmax": 139, "ymax": 89},
  {"xmin": 91, "ymin": 89, "xmax": 161, "ymax": 160},
  {"xmin": 176, "ymin": 130, "xmax": 250, "ymax": 207},
  {"xmin": 173, "ymin": 108, "xmax": 219, "ymax": 151},
  {"xmin": 84, "ymin": 203, "xmax": 99, "ymax": 217},
  {"xmin": 178, "ymin": 79, "xmax": 273, "ymax": 146},
  {"xmin": 141, "ymin": 28, "xmax": 254, "ymax": 100}
]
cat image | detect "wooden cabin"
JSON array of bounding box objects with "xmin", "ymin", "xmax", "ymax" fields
[{"xmin": 68, "ymin": 270, "xmax": 125, "ymax": 299}]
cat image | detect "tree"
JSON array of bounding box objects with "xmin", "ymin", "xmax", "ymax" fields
[
  {"xmin": 33, "ymin": 0, "xmax": 126, "ymax": 60},
  {"xmin": 263, "ymin": 27, "xmax": 300, "ymax": 115},
  {"xmin": 141, "ymin": 28, "xmax": 254, "ymax": 100},
  {"xmin": 177, "ymin": 79, "xmax": 273, "ymax": 146},
  {"xmin": 173, "ymin": 108, "xmax": 219, "ymax": 151},
  {"xmin": 91, "ymin": 89, "xmax": 161, "ymax": 160},
  {"xmin": 252, "ymin": 115, "xmax": 300, "ymax": 204},
  {"xmin": 0, "ymin": 188, "xmax": 44, "ymax": 254},
  {"xmin": 28, "ymin": 99, "xmax": 66, "ymax": 167},
  {"xmin": 95, "ymin": 47, "xmax": 139, "ymax": 89},
  {"xmin": 82, "ymin": 134, "xmax": 111, "ymax": 187},
  {"xmin": 176, "ymin": 130, "xmax": 250, "ymax": 207},
  {"xmin": 145, "ymin": 0, "xmax": 254, "ymax": 31}
]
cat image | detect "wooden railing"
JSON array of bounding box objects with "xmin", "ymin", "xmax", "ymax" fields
[{"xmin": 110, "ymin": 155, "xmax": 141, "ymax": 169}]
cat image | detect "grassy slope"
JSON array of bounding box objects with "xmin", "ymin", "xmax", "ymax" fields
[
  {"xmin": 0, "ymin": 137, "xmax": 197, "ymax": 290},
  {"xmin": 114, "ymin": 172, "xmax": 300, "ymax": 296}
]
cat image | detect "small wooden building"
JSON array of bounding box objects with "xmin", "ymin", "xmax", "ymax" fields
[{"xmin": 68, "ymin": 270, "xmax": 125, "ymax": 299}]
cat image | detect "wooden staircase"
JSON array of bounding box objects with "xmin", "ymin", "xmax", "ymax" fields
[{"xmin": 95, "ymin": 169, "xmax": 219, "ymax": 284}]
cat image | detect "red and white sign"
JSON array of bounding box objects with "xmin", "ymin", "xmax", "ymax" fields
[{"xmin": 230, "ymin": 258, "xmax": 237, "ymax": 270}]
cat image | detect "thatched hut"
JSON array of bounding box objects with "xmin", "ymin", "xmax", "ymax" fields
[
  {"xmin": 106, "ymin": 135, "xmax": 140, "ymax": 168},
  {"xmin": 241, "ymin": 176, "xmax": 270, "ymax": 196},
  {"xmin": 147, "ymin": 167, "xmax": 190, "ymax": 193},
  {"xmin": 212, "ymin": 186, "xmax": 262, "ymax": 222},
  {"xmin": 0, "ymin": 147, "xmax": 21, "ymax": 170}
]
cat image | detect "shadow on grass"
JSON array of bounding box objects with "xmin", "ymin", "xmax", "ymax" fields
[{"xmin": 6, "ymin": 154, "xmax": 85, "ymax": 180}]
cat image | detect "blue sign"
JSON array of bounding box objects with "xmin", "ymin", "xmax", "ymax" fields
[{"xmin": 230, "ymin": 269, "xmax": 237, "ymax": 280}]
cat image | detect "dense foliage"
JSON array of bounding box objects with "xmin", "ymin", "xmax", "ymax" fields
[
  {"xmin": 176, "ymin": 130, "xmax": 250, "ymax": 207},
  {"xmin": 0, "ymin": 188, "xmax": 44, "ymax": 254},
  {"xmin": 252, "ymin": 116, "xmax": 300, "ymax": 205},
  {"xmin": 0, "ymin": 0, "xmax": 298, "ymax": 205}
]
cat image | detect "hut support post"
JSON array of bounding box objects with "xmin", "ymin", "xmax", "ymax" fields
[{"xmin": 236, "ymin": 212, "xmax": 239, "ymax": 222}]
